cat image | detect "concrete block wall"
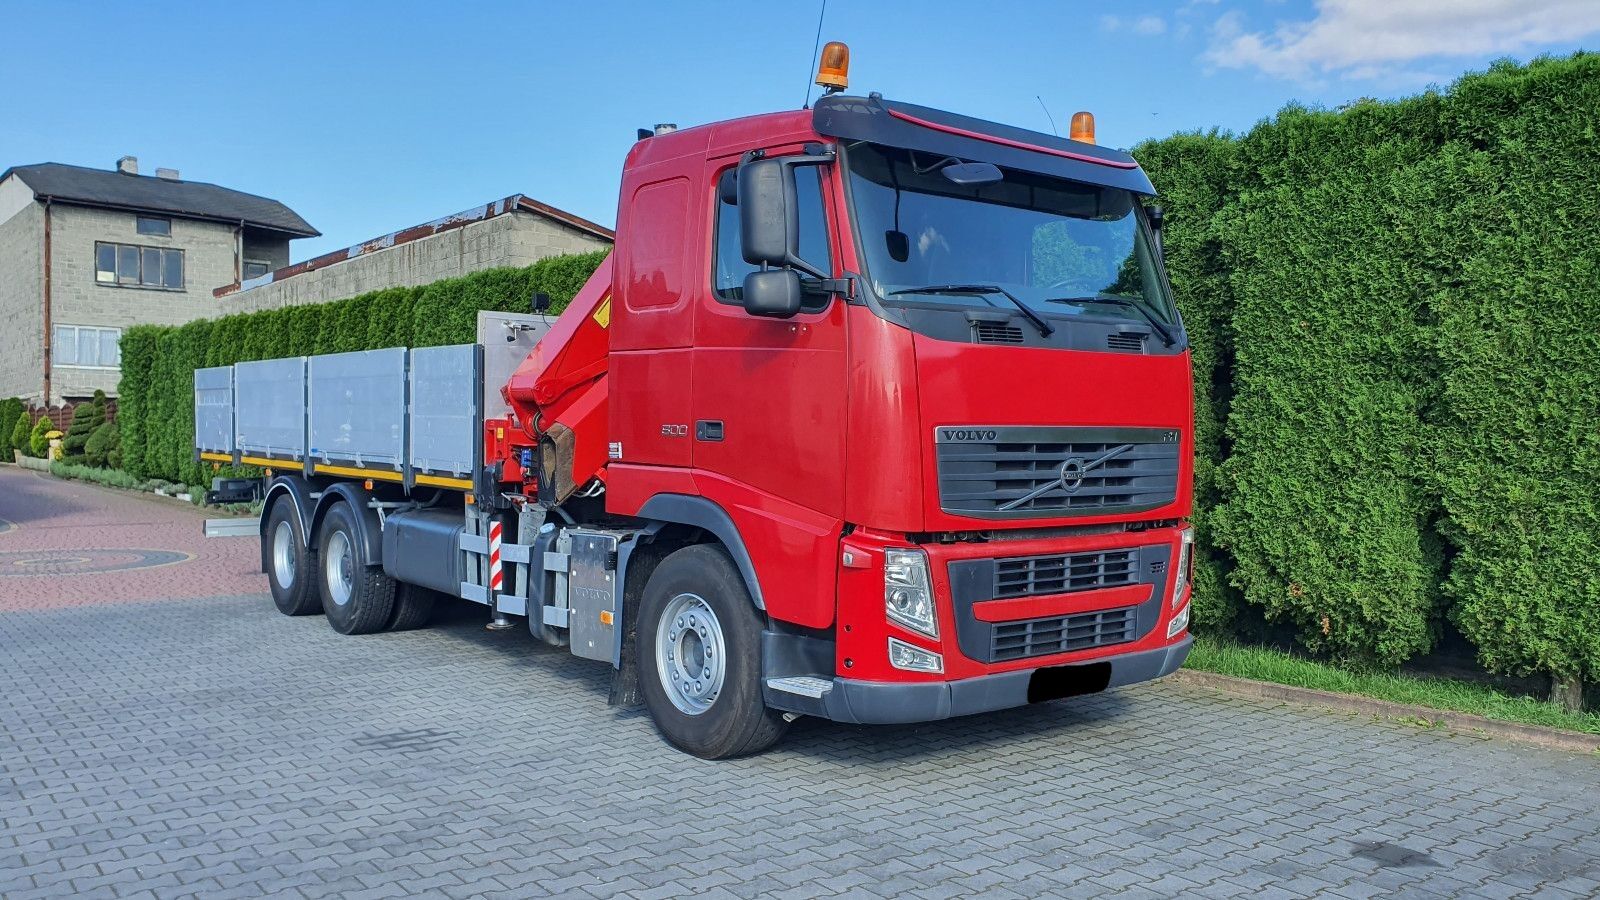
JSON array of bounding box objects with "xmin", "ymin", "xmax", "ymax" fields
[
  {"xmin": 229, "ymin": 210, "xmax": 611, "ymax": 314},
  {"xmin": 0, "ymin": 202, "xmax": 45, "ymax": 403},
  {"xmin": 47, "ymin": 205, "xmax": 241, "ymax": 401}
]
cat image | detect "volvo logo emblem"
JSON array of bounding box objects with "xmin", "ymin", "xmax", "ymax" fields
[{"xmin": 1059, "ymin": 457, "xmax": 1086, "ymax": 493}]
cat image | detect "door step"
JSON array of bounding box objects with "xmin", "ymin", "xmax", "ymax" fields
[{"xmin": 765, "ymin": 676, "xmax": 834, "ymax": 699}]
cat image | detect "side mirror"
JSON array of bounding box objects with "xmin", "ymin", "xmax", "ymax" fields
[
  {"xmin": 742, "ymin": 269, "xmax": 803, "ymax": 318},
  {"xmin": 530, "ymin": 291, "xmax": 552, "ymax": 313},
  {"xmin": 737, "ymin": 158, "xmax": 795, "ymax": 267},
  {"xmin": 1148, "ymin": 204, "xmax": 1165, "ymax": 263}
]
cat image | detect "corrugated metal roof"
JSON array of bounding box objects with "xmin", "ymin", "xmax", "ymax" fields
[{"xmin": 2, "ymin": 162, "xmax": 318, "ymax": 237}]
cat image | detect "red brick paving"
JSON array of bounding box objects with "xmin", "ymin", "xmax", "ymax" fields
[{"xmin": 0, "ymin": 466, "xmax": 265, "ymax": 610}]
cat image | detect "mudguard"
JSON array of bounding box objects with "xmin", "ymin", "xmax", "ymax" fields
[
  {"xmin": 260, "ymin": 475, "xmax": 315, "ymax": 574},
  {"xmin": 310, "ymin": 482, "xmax": 384, "ymax": 567}
]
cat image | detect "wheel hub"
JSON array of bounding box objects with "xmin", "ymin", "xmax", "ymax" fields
[
  {"xmin": 655, "ymin": 593, "xmax": 727, "ymax": 716},
  {"xmin": 325, "ymin": 531, "xmax": 354, "ymax": 607},
  {"xmin": 272, "ymin": 520, "xmax": 296, "ymax": 589}
]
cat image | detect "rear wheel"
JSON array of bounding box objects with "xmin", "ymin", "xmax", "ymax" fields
[
  {"xmin": 386, "ymin": 583, "xmax": 437, "ymax": 631},
  {"xmin": 265, "ymin": 498, "xmax": 320, "ymax": 616},
  {"xmin": 637, "ymin": 545, "xmax": 786, "ymax": 759},
  {"xmin": 317, "ymin": 502, "xmax": 396, "ymax": 635}
]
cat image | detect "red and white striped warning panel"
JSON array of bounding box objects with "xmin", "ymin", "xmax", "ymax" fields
[{"xmin": 489, "ymin": 521, "xmax": 503, "ymax": 591}]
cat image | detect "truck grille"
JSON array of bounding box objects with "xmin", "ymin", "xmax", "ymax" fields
[
  {"xmin": 946, "ymin": 541, "xmax": 1173, "ymax": 665},
  {"xmin": 935, "ymin": 426, "xmax": 1181, "ymax": 519},
  {"xmin": 994, "ymin": 549, "xmax": 1139, "ymax": 600},
  {"xmin": 992, "ymin": 607, "xmax": 1137, "ymax": 661}
]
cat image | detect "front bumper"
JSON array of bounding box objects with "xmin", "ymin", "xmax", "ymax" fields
[{"xmin": 768, "ymin": 635, "xmax": 1192, "ymax": 725}]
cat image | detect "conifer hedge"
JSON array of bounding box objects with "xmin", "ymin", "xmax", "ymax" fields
[
  {"xmin": 1420, "ymin": 57, "xmax": 1600, "ymax": 700},
  {"xmin": 1136, "ymin": 53, "xmax": 1599, "ymax": 697},
  {"xmin": 118, "ymin": 250, "xmax": 607, "ymax": 487}
]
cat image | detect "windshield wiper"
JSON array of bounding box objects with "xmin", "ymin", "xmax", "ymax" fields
[
  {"xmin": 1045, "ymin": 295, "xmax": 1175, "ymax": 347},
  {"xmin": 887, "ymin": 284, "xmax": 1054, "ymax": 337}
]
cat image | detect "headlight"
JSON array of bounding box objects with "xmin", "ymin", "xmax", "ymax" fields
[
  {"xmin": 888, "ymin": 637, "xmax": 944, "ymax": 673},
  {"xmin": 884, "ymin": 548, "xmax": 938, "ymax": 638},
  {"xmin": 1167, "ymin": 601, "xmax": 1190, "ymax": 639},
  {"xmin": 1170, "ymin": 526, "xmax": 1194, "ymax": 609}
]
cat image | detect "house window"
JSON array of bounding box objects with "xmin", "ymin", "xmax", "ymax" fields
[
  {"xmin": 243, "ymin": 259, "xmax": 272, "ymax": 279},
  {"xmin": 53, "ymin": 324, "xmax": 122, "ymax": 368},
  {"xmin": 95, "ymin": 241, "xmax": 183, "ymax": 289},
  {"xmin": 136, "ymin": 216, "xmax": 171, "ymax": 236}
]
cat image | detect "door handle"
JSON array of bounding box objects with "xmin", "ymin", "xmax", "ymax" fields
[{"xmin": 695, "ymin": 420, "xmax": 724, "ymax": 442}]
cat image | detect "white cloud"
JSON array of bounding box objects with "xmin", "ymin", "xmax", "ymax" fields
[
  {"xmin": 1102, "ymin": 13, "xmax": 1167, "ymax": 35},
  {"xmin": 1204, "ymin": 0, "xmax": 1600, "ymax": 81},
  {"xmin": 1132, "ymin": 15, "xmax": 1168, "ymax": 35}
]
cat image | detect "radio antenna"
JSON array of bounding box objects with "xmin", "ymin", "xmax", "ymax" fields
[
  {"xmin": 802, "ymin": 0, "xmax": 828, "ymax": 109},
  {"xmin": 1036, "ymin": 95, "xmax": 1060, "ymax": 136}
]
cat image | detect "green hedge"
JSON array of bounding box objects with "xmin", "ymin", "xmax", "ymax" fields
[
  {"xmin": 119, "ymin": 250, "xmax": 607, "ymax": 487},
  {"xmin": 1137, "ymin": 53, "xmax": 1599, "ymax": 695},
  {"xmin": 1210, "ymin": 98, "xmax": 1446, "ymax": 667},
  {"xmin": 1420, "ymin": 58, "xmax": 1600, "ymax": 697}
]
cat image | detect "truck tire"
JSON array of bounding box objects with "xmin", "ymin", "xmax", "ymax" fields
[
  {"xmin": 386, "ymin": 583, "xmax": 437, "ymax": 632},
  {"xmin": 265, "ymin": 497, "xmax": 320, "ymax": 616},
  {"xmin": 317, "ymin": 501, "xmax": 396, "ymax": 635},
  {"xmin": 637, "ymin": 544, "xmax": 787, "ymax": 759}
]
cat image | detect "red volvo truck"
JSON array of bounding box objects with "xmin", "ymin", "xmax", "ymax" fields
[{"xmin": 196, "ymin": 47, "xmax": 1194, "ymax": 758}]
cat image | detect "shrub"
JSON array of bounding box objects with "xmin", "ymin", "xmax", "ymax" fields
[
  {"xmin": 28, "ymin": 416, "xmax": 51, "ymax": 457},
  {"xmin": 49, "ymin": 460, "xmax": 147, "ymax": 490},
  {"xmin": 0, "ymin": 397, "xmax": 22, "ymax": 458},
  {"xmin": 62, "ymin": 394, "xmax": 107, "ymax": 464},
  {"xmin": 85, "ymin": 420, "xmax": 119, "ymax": 468},
  {"xmin": 10, "ymin": 411, "xmax": 29, "ymax": 458}
]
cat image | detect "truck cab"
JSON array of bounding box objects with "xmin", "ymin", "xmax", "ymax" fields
[{"xmin": 512, "ymin": 92, "xmax": 1194, "ymax": 750}]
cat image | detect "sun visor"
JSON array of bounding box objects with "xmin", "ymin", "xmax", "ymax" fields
[{"xmin": 813, "ymin": 95, "xmax": 1156, "ymax": 195}]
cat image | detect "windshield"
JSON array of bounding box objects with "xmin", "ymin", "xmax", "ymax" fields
[{"xmin": 844, "ymin": 142, "xmax": 1176, "ymax": 323}]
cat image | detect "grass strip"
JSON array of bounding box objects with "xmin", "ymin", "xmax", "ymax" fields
[{"xmin": 1185, "ymin": 636, "xmax": 1600, "ymax": 736}]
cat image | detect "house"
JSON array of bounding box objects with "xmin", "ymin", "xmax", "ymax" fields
[
  {"xmin": 0, "ymin": 157, "xmax": 317, "ymax": 404},
  {"xmin": 213, "ymin": 194, "xmax": 613, "ymax": 313}
]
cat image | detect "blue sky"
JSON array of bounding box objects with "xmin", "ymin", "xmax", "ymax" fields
[{"xmin": 3, "ymin": 1, "xmax": 1596, "ymax": 259}]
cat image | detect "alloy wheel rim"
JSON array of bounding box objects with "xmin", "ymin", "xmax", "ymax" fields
[
  {"xmin": 272, "ymin": 520, "xmax": 296, "ymax": 589},
  {"xmin": 655, "ymin": 592, "xmax": 727, "ymax": 716},
  {"xmin": 324, "ymin": 530, "xmax": 354, "ymax": 607}
]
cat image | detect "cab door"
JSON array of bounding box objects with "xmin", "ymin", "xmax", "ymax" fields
[{"xmin": 688, "ymin": 150, "xmax": 848, "ymax": 627}]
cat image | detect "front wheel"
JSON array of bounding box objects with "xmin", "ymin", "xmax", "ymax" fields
[{"xmin": 637, "ymin": 545, "xmax": 786, "ymax": 759}]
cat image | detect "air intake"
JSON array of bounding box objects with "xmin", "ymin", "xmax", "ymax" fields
[
  {"xmin": 1107, "ymin": 332, "xmax": 1147, "ymax": 353},
  {"xmin": 974, "ymin": 321, "xmax": 1024, "ymax": 344}
]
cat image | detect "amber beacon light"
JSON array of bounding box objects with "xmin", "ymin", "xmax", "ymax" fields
[
  {"xmin": 1069, "ymin": 111, "xmax": 1096, "ymax": 144},
  {"xmin": 816, "ymin": 41, "xmax": 850, "ymax": 93}
]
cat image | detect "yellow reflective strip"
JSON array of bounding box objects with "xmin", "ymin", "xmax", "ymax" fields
[
  {"xmin": 238, "ymin": 455, "xmax": 290, "ymax": 468},
  {"xmin": 312, "ymin": 464, "xmax": 403, "ymax": 482},
  {"xmin": 198, "ymin": 452, "xmax": 232, "ymax": 463},
  {"xmin": 414, "ymin": 474, "xmax": 474, "ymax": 490}
]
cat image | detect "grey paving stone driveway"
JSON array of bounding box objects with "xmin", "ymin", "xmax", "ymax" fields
[{"xmin": 3, "ymin": 594, "xmax": 1599, "ymax": 899}]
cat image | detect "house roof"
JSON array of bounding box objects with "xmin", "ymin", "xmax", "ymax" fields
[
  {"xmin": 2, "ymin": 162, "xmax": 318, "ymax": 237},
  {"xmin": 214, "ymin": 193, "xmax": 613, "ymax": 298}
]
